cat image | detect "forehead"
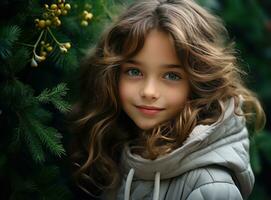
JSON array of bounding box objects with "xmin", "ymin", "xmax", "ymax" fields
[{"xmin": 125, "ymin": 29, "xmax": 181, "ymax": 66}]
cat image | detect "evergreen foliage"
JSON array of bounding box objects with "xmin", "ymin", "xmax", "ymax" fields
[{"xmin": 0, "ymin": 0, "xmax": 125, "ymax": 199}]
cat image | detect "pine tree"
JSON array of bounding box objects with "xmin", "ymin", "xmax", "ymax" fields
[{"xmin": 0, "ymin": 0, "xmax": 126, "ymax": 199}]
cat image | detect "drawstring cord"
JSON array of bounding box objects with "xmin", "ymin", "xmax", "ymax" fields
[
  {"xmin": 153, "ymin": 171, "xmax": 160, "ymax": 200},
  {"xmin": 124, "ymin": 168, "xmax": 161, "ymax": 200},
  {"xmin": 124, "ymin": 168, "xmax": 135, "ymax": 200}
]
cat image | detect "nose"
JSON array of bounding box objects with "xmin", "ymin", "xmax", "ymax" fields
[{"xmin": 140, "ymin": 78, "xmax": 160, "ymax": 100}]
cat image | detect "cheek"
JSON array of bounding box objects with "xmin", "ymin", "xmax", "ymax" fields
[
  {"xmin": 118, "ymin": 79, "xmax": 133, "ymax": 103},
  {"xmin": 166, "ymin": 85, "xmax": 189, "ymax": 108}
]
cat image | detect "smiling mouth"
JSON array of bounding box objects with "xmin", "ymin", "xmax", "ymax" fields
[{"xmin": 136, "ymin": 105, "xmax": 165, "ymax": 115}]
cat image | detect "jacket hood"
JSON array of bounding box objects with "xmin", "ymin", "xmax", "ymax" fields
[{"xmin": 120, "ymin": 96, "xmax": 254, "ymax": 200}]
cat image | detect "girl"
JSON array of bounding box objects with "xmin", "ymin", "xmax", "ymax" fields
[{"xmin": 71, "ymin": 0, "xmax": 266, "ymax": 199}]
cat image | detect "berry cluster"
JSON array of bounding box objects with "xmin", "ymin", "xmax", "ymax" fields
[
  {"xmin": 39, "ymin": 41, "xmax": 53, "ymax": 58},
  {"xmin": 35, "ymin": 0, "xmax": 71, "ymax": 29},
  {"xmin": 28, "ymin": 1, "xmax": 94, "ymax": 67},
  {"xmin": 81, "ymin": 10, "xmax": 93, "ymax": 26},
  {"xmin": 31, "ymin": 0, "xmax": 72, "ymax": 67}
]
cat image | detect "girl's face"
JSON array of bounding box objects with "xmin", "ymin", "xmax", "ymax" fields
[{"xmin": 119, "ymin": 29, "xmax": 190, "ymax": 130}]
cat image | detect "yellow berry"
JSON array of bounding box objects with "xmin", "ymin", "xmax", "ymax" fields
[
  {"xmin": 38, "ymin": 20, "xmax": 46, "ymax": 28},
  {"xmin": 40, "ymin": 51, "xmax": 47, "ymax": 57},
  {"xmin": 80, "ymin": 20, "xmax": 88, "ymax": 26},
  {"xmin": 59, "ymin": 46, "xmax": 68, "ymax": 53},
  {"xmin": 41, "ymin": 41, "xmax": 45, "ymax": 45},
  {"xmin": 59, "ymin": 3, "xmax": 64, "ymax": 8},
  {"xmin": 85, "ymin": 13, "xmax": 93, "ymax": 21},
  {"xmin": 83, "ymin": 10, "xmax": 88, "ymax": 15},
  {"xmin": 51, "ymin": 4, "xmax": 58, "ymax": 10},
  {"xmin": 34, "ymin": 54, "xmax": 46, "ymax": 62},
  {"xmin": 45, "ymin": 4, "xmax": 49, "ymax": 9},
  {"xmin": 64, "ymin": 3, "xmax": 71, "ymax": 10},
  {"xmin": 55, "ymin": 9, "xmax": 62, "ymax": 16},
  {"xmin": 52, "ymin": 16, "xmax": 59, "ymax": 22},
  {"xmin": 43, "ymin": 13, "xmax": 49, "ymax": 19},
  {"xmin": 54, "ymin": 19, "xmax": 61, "ymax": 26},
  {"xmin": 64, "ymin": 42, "xmax": 71, "ymax": 49},
  {"xmin": 61, "ymin": 9, "xmax": 68, "ymax": 15},
  {"xmin": 45, "ymin": 19, "xmax": 52, "ymax": 26},
  {"xmin": 46, "ymin": 46, "xmax": 53, "ymax": 52}
]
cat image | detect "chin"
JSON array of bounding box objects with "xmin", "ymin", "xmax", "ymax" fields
[{"xmin": 135, "ymin": 122, "xmax": 159, "ymax": 131}]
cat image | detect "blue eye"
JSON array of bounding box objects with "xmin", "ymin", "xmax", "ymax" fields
[
  {"xmin": 127, "ymin": 68, "xmax": 142, "ymax": 77},
  {"xmin": 164, "ymin": 72, "xmax": 181, "ymax": 81}
]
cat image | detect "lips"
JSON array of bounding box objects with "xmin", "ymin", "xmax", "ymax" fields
[{"xmin": 136, "ymin": 105, "xmax": 164, "ymax": 115}]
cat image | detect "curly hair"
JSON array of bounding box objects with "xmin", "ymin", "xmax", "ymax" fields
[{"xmin": 71, "ymin": 0, "xmax": 266, "ymax": 196}]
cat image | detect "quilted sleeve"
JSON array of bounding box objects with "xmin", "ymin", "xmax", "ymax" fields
[{"xmin": 186, "ymin": 182, "xmax": 243, "ymax": 200}]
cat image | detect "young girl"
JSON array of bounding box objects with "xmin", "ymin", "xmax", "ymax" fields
[{"xmin": 71, "ymin": 0, "xmax": 266, "ymax": 199}]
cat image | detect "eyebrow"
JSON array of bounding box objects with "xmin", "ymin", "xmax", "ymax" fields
[{"xmin": 125, "ymin": 59, "xmax": 182, "ymax": 69}]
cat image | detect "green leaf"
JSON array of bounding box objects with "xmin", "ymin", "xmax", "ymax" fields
[{"xmin": 0, "ymin": 25, "xmax": 21, "ymax": 59}]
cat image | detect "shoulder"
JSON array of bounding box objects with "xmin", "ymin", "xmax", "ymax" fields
[{"xmin": 176, "ymin": 166, "xmax": 243, "ymax": 200}]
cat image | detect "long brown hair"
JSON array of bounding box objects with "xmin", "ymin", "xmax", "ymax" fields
[{"xmin": 71, "ymin": 0, "xmax": 266, "ymax": 196}]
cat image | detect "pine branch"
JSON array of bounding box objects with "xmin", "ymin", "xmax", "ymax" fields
[
  {"xmin": 19, "ymin": 112, "xmax": 66, "ymax": 162},
  {"xmin": 0, "ymin": 25, "xmax": 21, "ymax": 59},
  {"xmin": 36, "ymin": 83, "xmax": 71, "ymax": 113},
  {"xmin": 8, "ymin": 47, "xmax": 31, "ymax": 73},
  {"xmin": 32, "ymin": 107, "xmax": 52, "ymax": 124},
  {"xmin": 23, "ymin": 124, "xmax": 46, "ymax": 163},
  {"xmin": 35, "ymin": 124, "xmax": 66, "ymax": 158},
  {"xmin": 0, "ymin": 79, "xmax": 37, "ymax": 110}
]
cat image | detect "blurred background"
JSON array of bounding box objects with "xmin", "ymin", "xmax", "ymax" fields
[{"xmin": 0, "ymin": 0, "xmax": 270, "ymax": 199}]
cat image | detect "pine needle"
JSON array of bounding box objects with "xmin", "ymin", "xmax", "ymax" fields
[
  {"xmin": 0, "ymin": 25, "xmax": 21, "ymax": 59},
  {"xmin": 37, "ymin": 83, "xmax": 71, "ymax": 113}
]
